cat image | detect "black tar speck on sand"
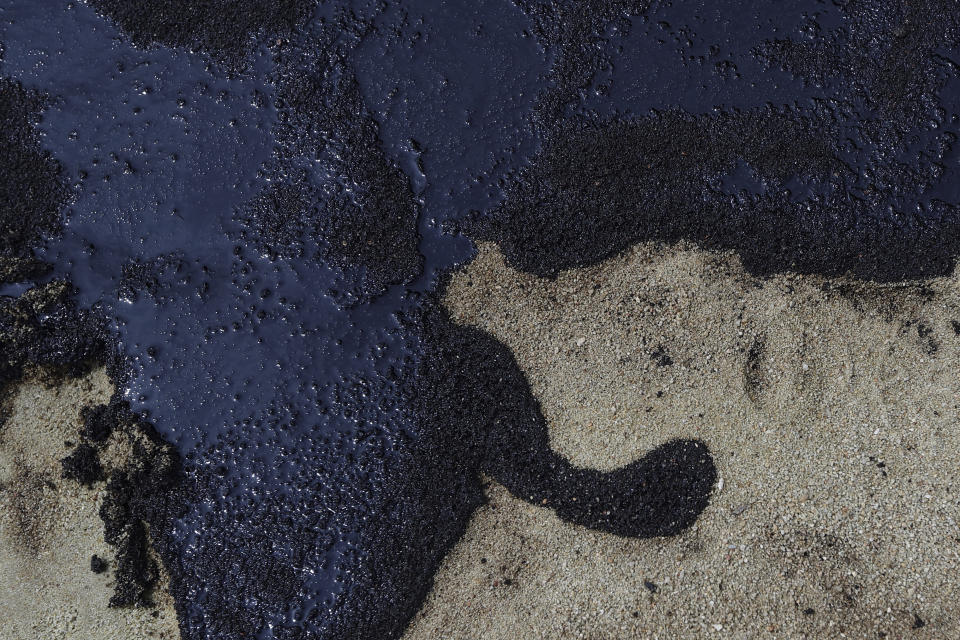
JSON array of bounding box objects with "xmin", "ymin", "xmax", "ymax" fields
[{"xmin": 1, "ymin": 0, "xmax": 959, "ymax": 639}]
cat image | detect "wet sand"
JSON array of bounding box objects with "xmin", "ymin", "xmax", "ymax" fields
[
  {"xmin": 0, "ymin": 369, "xmax": 179, "ymax": 640},
  {"xmin": 403, "ymin": 241, "xmax": 960, "ymax": 638}
]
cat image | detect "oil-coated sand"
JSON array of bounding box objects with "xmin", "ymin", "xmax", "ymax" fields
[{"xmin": 0, "ymin": 369, "xmax": 179, "ymax": 640}]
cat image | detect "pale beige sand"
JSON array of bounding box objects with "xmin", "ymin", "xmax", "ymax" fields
[
  {"xmin": 0, "ymin": 369, "xmax": 180, "ymax": 640},
  {"xmin": 403, "ymin": 241, "xmax": 960, "ymax": 639}
]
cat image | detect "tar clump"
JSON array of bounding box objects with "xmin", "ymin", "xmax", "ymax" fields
[
  {"xmin": 61, "ymin": 443, "xmax": 105, "ymax": 486},
  {"xmin": 91, "ymin": 554, "xmax": 109, "ymax": 574},
  {"xmin": 92, "ymin": 399, "xmax": 182, "ymax": 608},
  {"xmin": 87, "ymin": 0, "xmax": 316, "ymax": 62},
  {"xmin": 235, "ymin": 19, "xmax": 425, "ymax": 303},
  {"xmin": 0, "ymin": 282, "xmax": 109, "ymax": 396},
  {"xmin": 515, "ymin": 0, "xmax": 650, "ymax": 128},
  {"xmin": 411, "ymin": 303, "xmax": 716, "ymax": 539},
  {"xmin": 478, "ymin": 105, "xmax": 960, "ymax": 282},
  {"xmin": 81, "ymin": 403, "xmax": 119, "ymax": 443},
  {"xmin": 0, "ymin": 75, "xmax": 70, "ymax": 284},
  {"xmin": 479, "ymin": 2, "xmax": 960, "ymax": 283}
]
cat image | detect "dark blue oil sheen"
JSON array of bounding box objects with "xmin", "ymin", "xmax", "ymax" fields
[
  {"xmin": 2, "ymin": 0, "xmax": 959, "ymax": 638},
  {"xmin": 0, "ymin": 1, "xmax": 547, "ymax": 636}
]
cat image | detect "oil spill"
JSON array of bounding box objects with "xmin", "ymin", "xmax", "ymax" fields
[
  {"xmin": 478, "ymin": 1, "xmax": 960, "ymax": 282},
  {"xmin": 0, "ymin": 62, "xmax": 69, "ymax": 284},
  {"xmin": 0, "ymin": 280, "xmax": 110, "ymax": 395},
  {"xmin": 87, "ymin": 0, "xmax": 316, "ymax": 63},
  {"xmin": 1, "ymin": 1, "xmax": 956, "ymax": 639}
]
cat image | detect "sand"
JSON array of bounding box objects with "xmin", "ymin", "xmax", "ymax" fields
[
  {"xmin": 0, "ymin": 369, "xmax": 180, "ymax": 640},
  {"xmin": 401, "ymin": 241, "xmax": 960, "ymax": 639}
]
